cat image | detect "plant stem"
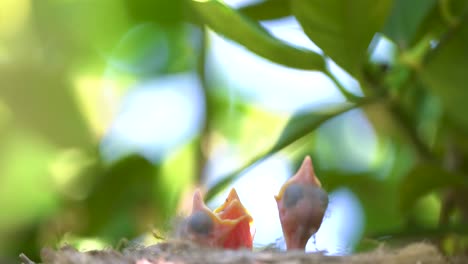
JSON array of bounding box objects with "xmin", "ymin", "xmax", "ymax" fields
[
  {"xmin": 195, "ymin": 27, "xmax": 211, "ymax": 184},
  {"xmin": 325, "ymin": 67, "xmax": 363, "ymax": 102},
  {"xmin": 204, "ymin": 96, "xmax": 379, "ymax": 202}
]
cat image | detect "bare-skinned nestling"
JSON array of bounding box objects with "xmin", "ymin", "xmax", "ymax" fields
[{"xmin": 275, "ymin": 156, "xmax": 328, "ymax": 250}]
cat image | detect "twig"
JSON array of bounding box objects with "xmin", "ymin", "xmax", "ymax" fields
[
  {"xmin": 19, "ymin": 253, "xmax": 36, "ymax": 264},
  {"xmin": 423, "ymin": 6, "xmax": 468, "ymax": 64},
  {"xmin": 439, "ymin": 0, "xmax": 459, "ymax": 27},
  {"xmin": 387, "ymin": 100, "xmax": 435, "ymax": 161}
]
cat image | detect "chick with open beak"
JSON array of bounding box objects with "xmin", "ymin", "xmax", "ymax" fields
[
  {"xmin": 183, "ymin": 189, "xmax": 253, "ymax": 249},
  {"xmin": 275, "ymin": 156, "xmax": 328, "ymax": 250},
  {"xmin": 214, "ymin": 188, "xmax": 254, "ymax": 249}
]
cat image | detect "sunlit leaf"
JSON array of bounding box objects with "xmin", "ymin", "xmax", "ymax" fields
[
  {"xmin": 382, "ymin": 0, "xmax": 436, "ymax": 48},
  {"xmin": 0, "ymin": 64, "xmax": 93, "ymax": 148},
  {"xmin": 292, "ymin": 0, "xmax": 393, "ymax": 76},
  {"xmin": 409, "ymin": 193, "xmax": 441, "ymax": 228},
  {"xmin": 399, "ymin": 164, "xmax": 468, "ymax": 213},
  {"xmin": 421, "ymin": 20, "xmax": 468, "ymax": 131},
  {"xmin": 0, "ymin": 130, "xmax": 59, "ymax": 231},
  {"xmin": 49, "ymin": 149, "xmax": 98, "ymax": 201},
  {"xmin": 34, "ymin": 0, "xmax": 130, "ymax": 54},
  {"xmin": 159, "ymin": 141, "xmax": 197, "ymax": 225},
  {"xmin": 0, "ymin": 0, "xmax": 30, "ymax": 39},
  {"xmin": 0, "ymin": 129, "xmax": 60, "ymax": 259},
  {"xmin": 238, "ymin": 0, "xmax": 292, "ymax": 21},
  {"xmin": 189, "ymin": 0, "xmax": 325, "ymax": 71}
]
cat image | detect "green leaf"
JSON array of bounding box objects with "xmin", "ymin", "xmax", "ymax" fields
[
  {"xmin": 0, "ymin": 64, "xmax": 93, "ymax": 148},
  {"xmin": 292, "ymin": 0, "xmax": 393, "ymax": 76},
  {"xmin": 383, "ymin": 0, "xmax": 437, "ymax": 48},
  {"xmin": 399, "ymin": 164, "xmax": 468, "ymax": 213},
  {"xmin": 324, "ymin": 171, "xmax": 402, "ymax": 234},
  {"xmin": 160, "ymin": 141, "xmax": 197, "ymax": 227},
  {"xmin": 124, "ymin": 0, "xmax": 184, "ymax": 25},
  {"xmin": 36, "ymin": 0, "xmax": 131, "ymax": 53},
  {"xmin": 109, "ymin": 24, "xmax": 195, "ymax": 76},
  {"xmin": 408, "ymin": 0, "xmax": 468, "ymax": 46},
  {"xmin": 189, "ymin": 0, "xmax": 325, "ymax": 71},
  {"xmin": 421, "ymin": 20, "xmax": 468, "ymax": 131},
  {"xmin": 83, "ymin": 155, "xmax": 159, "ymax": 240},
  {"xmin": 368, "ymin": 224, "xmax": 468, "ymax": 240},
  {"xmin": 205, "ymin": 102, "xmax": 367, "ymax": 202},
  {"xmin": 0, "ymin": 130, "xmax": 59, "ymax": 232},
  {"xmin": 270, "ymin": 105, "xmax": 358, "ymax": 154},
  {"xmin": 238, "ymin": 0, "xmax": 292, "ymax": 21}
]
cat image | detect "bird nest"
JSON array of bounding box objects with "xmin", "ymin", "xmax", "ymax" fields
[{"xmin": 20, "ymin": 240, "xmax": 460, "ymax": 264}]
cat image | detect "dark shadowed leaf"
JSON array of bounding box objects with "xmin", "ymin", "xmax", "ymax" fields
[
  {"xmin": 124, "ymin": 0, "xmax": 184, "ymax": 25},
  {"xmin": 324, "ymin": 171, "xmax": 402, "ymax": 234},
  {"xmin": 383, "ymin": 0, "xmax": 436, "ymax": 48},
  {"xmin": 292, "ymin": 0, "xmax": 393, "ymax": 76},
  {"xmin": 189, "ymin": 0, "xmax": 325, "ymax": 71},
  {"xmin": 239, "ymin": 0, "xmax": 292, "ymax": 21},
  {"xmin": 399, "ymin": 164, "xmax": 468, "ymax": 213},
  {"xmin": 408, "ymin": 0, "xmax": 468, "ymax": 49},
  {"xmin": 83, "ymin": 155, "xmax": 159, "ymax": 241},
  {"xmin": 421, "ymin": 19, "xmax": 468, "ymax": 131}
]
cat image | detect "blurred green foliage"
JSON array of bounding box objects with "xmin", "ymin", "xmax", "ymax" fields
[{"xmin": 1, "ymin": 0, "xmax": 468, "ymax": 261}]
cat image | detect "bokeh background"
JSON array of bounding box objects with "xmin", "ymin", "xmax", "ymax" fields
[{"xmin": 1, "ymin": 0, "xmax": 468, "ymax": 262}]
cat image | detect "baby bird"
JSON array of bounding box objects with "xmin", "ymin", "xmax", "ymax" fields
[
  {"xmin": 275, "ymin": 156, "xmax": 328, "ymax": 250},
  {"xmin": 214, "ymin": 188, "xmax": 254, "ymax": 249},
  {"xmin": 182, "ymin": 189, "xmax": 253, "ymax": 249}
]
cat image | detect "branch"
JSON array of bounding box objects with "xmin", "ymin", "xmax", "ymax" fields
[
  {"xmin": 204, "ymin": 96, "xmax": 379, "ymax": 201},
  {"xmin": 19, "ymin": 253, "xmax": 36, "ymax": 264}
]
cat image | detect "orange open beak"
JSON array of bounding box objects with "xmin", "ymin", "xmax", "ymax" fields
[
  {"xmin": 185, "ymin": 190, "xmax": 241, "ymax": 247},
  {"xmin": 214, "ymin": 188, "xmax": 254, "ymax": 249},
  {"xmin": 185, "ymin": 189, "xmax": 254, "ymax": 249}
]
